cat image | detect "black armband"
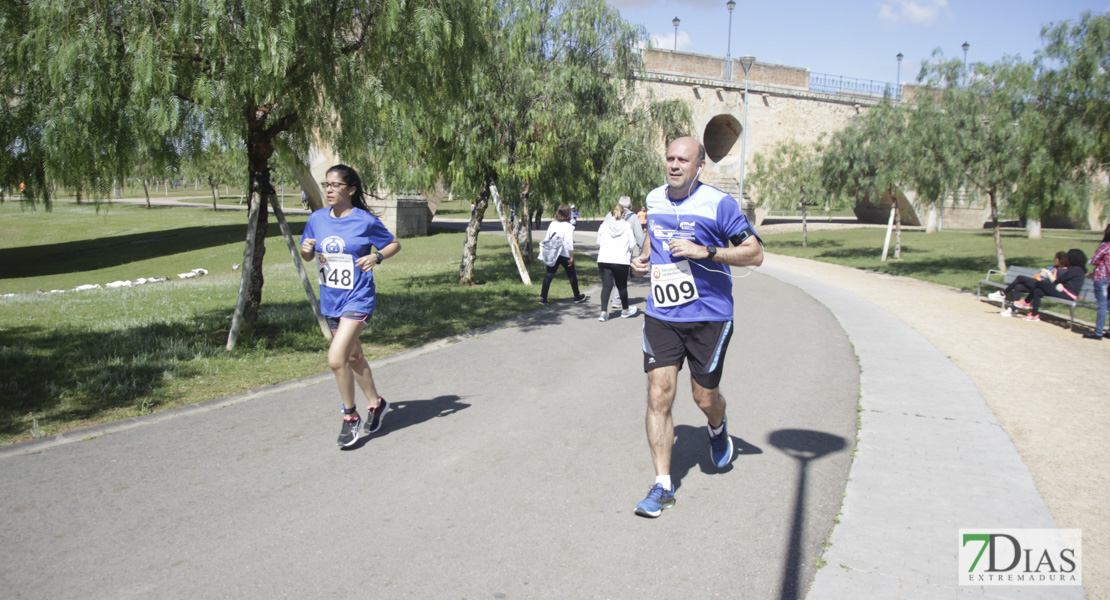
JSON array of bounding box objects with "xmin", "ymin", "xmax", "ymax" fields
[{"xmin": 729, "ymin": 226, "xmax": 760, "ymax": 247}]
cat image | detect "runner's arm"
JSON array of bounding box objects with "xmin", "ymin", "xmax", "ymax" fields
[
  {"xmin": 667, "ymin": 234, "xmax": 762, "ymax": 268},
  {"xmin": 355, "ymin": 239, "xmax": 402, "ymax": 272}
]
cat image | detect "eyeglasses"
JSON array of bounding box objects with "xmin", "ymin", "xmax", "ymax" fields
[{"xmin": 320, "ymin": 182, "xmax": 349, "ymax": 190}]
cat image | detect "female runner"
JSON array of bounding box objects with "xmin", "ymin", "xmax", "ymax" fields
[{"xmin": 300, "ymin": 165, "xmax": 402, "ymax": 448}]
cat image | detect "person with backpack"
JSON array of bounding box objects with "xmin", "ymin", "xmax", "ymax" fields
[{"xmin": 537, "ymin": 204, "xmax": 587, "ymax": 306}]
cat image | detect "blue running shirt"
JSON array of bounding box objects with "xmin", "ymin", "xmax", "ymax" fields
[
  {"xmin": 644, "ymin": 183, "xmax": 757, "ymax": 322},
  {"xmin": 301, "ymin": 208, "xmax": 396, "ymax": 317}
]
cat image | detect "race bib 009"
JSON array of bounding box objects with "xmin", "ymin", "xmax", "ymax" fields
[
  {"xmin": 317, "ymin": 253, "xmax": 354, "ymax": 290},
  {"xmin": 650, "ymin": 260, "xmax": 699, "ymax": 308}
]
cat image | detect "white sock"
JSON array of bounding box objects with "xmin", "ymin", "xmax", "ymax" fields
[
  {"xmin": 655, "ymin": 475, "xmax": 672, "ymax": 491},
  {"xmin": 710, "ymin": 422, "xmax": 725, "ymax": 436}
]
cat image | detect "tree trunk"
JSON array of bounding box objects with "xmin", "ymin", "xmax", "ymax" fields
[
  {"xmin": 989, "ymin": 188, "xmax": 1007, "ymax": 272},
  {"xmin": 801, "ymin": 205, "xmax": 808, "ymax": 248},
  {"xmin": 210, "ymin": 181, "xmax": 219, "ymax": 211},
  {"xmin": 489, "ymin": 181, "xmax": 531, "ymax": 285},
  {"xmin": 925, "ymin": 205, "xmax": 939, "ymax": 234},
  {"xmin": 142, "ymin": 179, "xmax": 151, "ymax": 209},
  {"xmin": 227, "ymin": 190, "xmax": 263, "ymax": 351},
  {"xmin": 243, "ymin": 173, "xmax": 270, "ymax": 327},
  {"xmin": 1026, "ymin": 218, "xmax": 1042, "ymax": 240},
  {"xmin": 893, "ymin": 197, "xmax": 902, "ymax": 260},
  {"xmin": 516, "ymin": 184, "xmax": 534, "ymax": 264},
  {"xmin": 458, "ymin": 178, "xmax": 491, "ymax": 285}
]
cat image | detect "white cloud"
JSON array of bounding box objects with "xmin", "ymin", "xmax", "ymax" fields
[
  {"xmin": 648, "ymin": 31, "xmax": 691, "ymax": 51},
  {"xmin": 878, "ymin": 0, "xmax": 948, "ymax": 25}
]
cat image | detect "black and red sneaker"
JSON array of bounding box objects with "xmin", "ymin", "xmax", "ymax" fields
[
  {"xmin": 337, "ymin": 410, "xmax": 362, "ymax": 448},
  {"xmin": 364, "ymin": 397, "xmax": 390, "ymax": 434}
]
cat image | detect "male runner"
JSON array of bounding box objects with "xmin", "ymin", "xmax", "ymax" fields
[{"xmin": 629, "ymin": 136, "xmax": 763, "ymax": 517}]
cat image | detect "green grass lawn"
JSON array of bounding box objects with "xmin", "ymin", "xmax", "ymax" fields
[
  {"xmin": 432, "ymin": 198, "xmax": 474, "ymax": 219},
  {"xmin": 765, "ymin": 226, "xmax": 1105, "ymax": 322},
  {"xmin": 0, "ymin": 201, "xmax": 592, "ymax": 445}
]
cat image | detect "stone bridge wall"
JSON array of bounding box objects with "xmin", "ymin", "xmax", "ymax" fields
[{"xmin": 635, "ymin": 49, "xmax": 994, "ymax": 228}]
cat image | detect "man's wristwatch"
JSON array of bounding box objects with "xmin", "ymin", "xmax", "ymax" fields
[
  {"xmin": 375, "ymin": 251, "xmax": 385, "ymax": 264},
  {"xmin": 705, "ymin": 245, "xmax": 717, "ymax": 261}
]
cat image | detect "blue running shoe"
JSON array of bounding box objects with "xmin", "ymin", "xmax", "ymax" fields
[
  {"xmin": 709, "ymin": 415, "xmax": 734, "ymax": 468},
  {"xmin": 634, "ymin": 483, "xmax": 675, "ymax": 518}
]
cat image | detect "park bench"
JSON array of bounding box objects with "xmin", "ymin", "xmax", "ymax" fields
[{"xmin": 978, "ymin": 266, "xmax": 1098, "ymax": 330}]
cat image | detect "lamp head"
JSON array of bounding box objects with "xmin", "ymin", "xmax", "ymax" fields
[
  {"xmin": 727, "ymin": 0, "xmax": 736, "ymax": 11},
  {"xmin": 896, "ymin": 52, "xmax": 903, "ymax": 62},
  {"xmin": 673, "ymin": 16, "xmax": 680, "ymax": 27},
  {"xmin": 962, "ymin": 41, "xmax": 969, "ymax": 53}
]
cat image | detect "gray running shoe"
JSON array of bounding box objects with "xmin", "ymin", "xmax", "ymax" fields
[{"xmin": 338, "ymin": 411, "xmax": 362, "ymax": 448}]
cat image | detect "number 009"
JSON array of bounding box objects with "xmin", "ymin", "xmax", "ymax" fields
[{"xmin": 653, "ymin": 281, "xmax": 696, "ymax": 304}]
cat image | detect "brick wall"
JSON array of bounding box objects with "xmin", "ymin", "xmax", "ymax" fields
[{"xmin": 643, "ymin": 49, "xmax": 808, "ymax": 88}]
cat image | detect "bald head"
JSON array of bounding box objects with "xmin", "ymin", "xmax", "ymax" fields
[
  {"xmin": 668, "ymin": 136, "xmax": 705, "ymax": 164},
  {"xmin": 665, "ymin": 136, "xmax": 706, "ymax": 199}
]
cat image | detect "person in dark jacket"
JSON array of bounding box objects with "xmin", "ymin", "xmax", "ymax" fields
[
  {"xmin": 1023, "ymin": 249, "xmax": 1088, "ymax": 322},
  {"xmin": 990, "ymin": 251, "xmax": 1067, "ymax": 315}
]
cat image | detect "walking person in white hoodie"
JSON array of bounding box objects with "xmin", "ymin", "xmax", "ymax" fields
[
  {"xmin": 538, "ymin": 204, "xmax": 587, "ymax": 305},
  {"xmin": 596, "ymin": 204, "xmax": 639, "ymax": 321},
  {"xmin": 608, "ymin": 196, "xmax": 645, "ymax": 309}
]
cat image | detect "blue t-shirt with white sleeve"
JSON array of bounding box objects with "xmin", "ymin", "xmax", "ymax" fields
[
  {"xmin": 301, "ymin": 207, "xmax": 396, "ymax": 317},
  {"xmin": 644, "ymin": 183, "xmax": 759, "ymax": 322}
]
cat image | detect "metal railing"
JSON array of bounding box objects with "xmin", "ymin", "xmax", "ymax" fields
[{"xmin": 809, "ymin": 72, "xmax": 901, "ymax": 102}]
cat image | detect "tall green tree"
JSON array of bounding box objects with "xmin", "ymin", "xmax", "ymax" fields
[
  {"xmin": 748, "ymin": 139, "xmax": 827, "ymax": 247},
  {"xmin": 183, "ymin": 138, "xmax": 246, "ymax": 211},
  {"xmin": 388, "ymin": 0, "xmax": 643, "ymax": 285},
  {"xmin": 821, "ymin": 101, "xmax": 914, "ymax": 259},
  {"xmin": 1, "ymin": 0, "xmax": 483, "ymax": 339},
  {"xmin": 1031, "ymin": 11, "xmax": 1110, "ymax": 227},
  {"xmin": 598, "ymin": 99, "xmax": 692, "ymax": 207},
  {"xmin": 919, "ymin": 56, "xmax": 1027, "ymax": 270}
]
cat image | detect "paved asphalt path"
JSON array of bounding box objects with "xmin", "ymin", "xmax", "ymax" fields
[{"xmin": 0, "ymin": 260, "xmax": 860, "ymax": 598}]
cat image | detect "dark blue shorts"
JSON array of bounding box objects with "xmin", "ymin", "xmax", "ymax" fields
[{"xmin": 326, "ymin": 311, "xmax": 369, "ymax": 332}]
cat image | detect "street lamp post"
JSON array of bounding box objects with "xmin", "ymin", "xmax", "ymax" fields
[
  {"xmin": 896, "ymin": 52, "xmax": 903, "ymax": 101},
  {"xmin": 738, "ymin": 56, "xmax": 755, "ymax": 202},
  {"xmin": 673, "ymin": 16, "xmax": 680, "ymax": 51},
  {"xmin": 961, "ymin": 41, "xmax": 970, "ymax": 85},
  {"xmin": 725, "ymin": 1, "xmax": 736, "ymax": 79}
]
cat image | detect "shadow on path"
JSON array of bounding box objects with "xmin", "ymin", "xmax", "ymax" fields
[
  {"xmin": 670, "ymin": 424, "xmax": 764, "ymax": 490},
  {"xmin": 769, "ymin": 428, "xmax": 848, "ymax": 600},
  {"xmin": 346, "ymin": 395, "xmax": 470, "ymax": 450}
]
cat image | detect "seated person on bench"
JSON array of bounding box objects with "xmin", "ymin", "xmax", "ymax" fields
[{"xmin": 989, "ymin": 249, "xmax": 1088, "ymax": 321}]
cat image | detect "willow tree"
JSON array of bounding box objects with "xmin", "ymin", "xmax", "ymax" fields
[
  {"xmin": 1, "ymin": 0, "xmax": 483, "ymax": 341},
  {"xmin": 918, "ymin": 56, "xmax": 1028, "ymax": 271},
  {"xmin": 1031, "ymin": 12, "xmax": 1110, "ymax": 227},
  {"xmin": 821, "ymin": 100, "xmax": 915, "ymax": 260},
  {"xmin": 598, "ymin": 99, "xmax": 692, "ymax": 206},
  {"xmin": 393, "ymin": 0, "xmax": 643, "ymax": 285},
  {"xmin": 748, "ymin": 139, "xmax": 826, "ymax": 247}
]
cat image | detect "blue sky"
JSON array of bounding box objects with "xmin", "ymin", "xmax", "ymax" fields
[{"xmin": 607, "ymin": 0, "xmax": 1109, "ymax": 85}]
